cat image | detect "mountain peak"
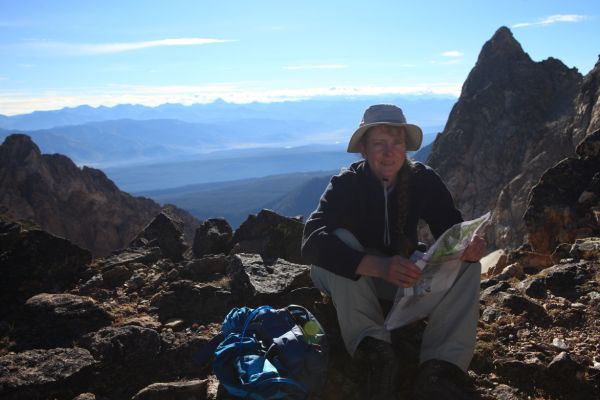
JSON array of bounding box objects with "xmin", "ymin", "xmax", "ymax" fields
[
  {"xmin": 477, "ymin": 26, "xmax": 530, "ymax": 65},
  {"xmin": 0, "ymin": 134, "xmax": 42, "ymax": 166}
]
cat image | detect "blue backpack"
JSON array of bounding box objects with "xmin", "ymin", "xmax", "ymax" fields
[{"xmin": 212, "ymin": 305, "xmax": 329, "ymax": 399}]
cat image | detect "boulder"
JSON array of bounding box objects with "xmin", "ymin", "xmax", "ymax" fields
[
  {"xmin": 22, "ymin": 293, "xmax": 112, "ymax": 348},
  {"xmin": 0, "ymin": 219, "xmax": 91, "ymax": 310},
  {"xmin": 130, "ymin": 212, "xmax": 187, "ymax": 262},
  {"xmin": 192, "ymin": 218, "xmax": 233, "ymax": 257},
  {"xmin": 227, "ymin": 253, "xmax": 311, "ymax": 304},
  {"xmin": 149, "ymin": 280, "xmax": 231, "ymax": 323},
  {"xmin": 0, "ymin": 347, "xmax": 97, "ymax": 400},
  {"xmin": 79, "ymin": 325, "xmax": 161, "ymax": 364},
  {"xmin": 181, "ymin": 254, "xmax": 229, "ymax": 282},
  {"xmin": 232, "ymin": 209, "xmax": 304, "ymax": 264}
]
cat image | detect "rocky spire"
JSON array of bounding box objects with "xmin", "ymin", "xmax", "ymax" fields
[{"xmin": 427, "ymin": 27, "xmax": 582, "ymax": 249}]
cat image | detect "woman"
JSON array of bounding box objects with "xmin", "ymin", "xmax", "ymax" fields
[{"xmin": 301, "ymin": 104, "xmax": 486, "ymax": 399}]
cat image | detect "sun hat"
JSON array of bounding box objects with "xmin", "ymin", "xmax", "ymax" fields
[{"xmin": 347, "ymin": 104, "xmax": 423, "ymax": 153}]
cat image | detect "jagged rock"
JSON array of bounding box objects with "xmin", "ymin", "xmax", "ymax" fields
[
  {"xmin": 0, "ymin": 347, "xmax": 97, "ymax": 400},
  {"xmin": 519, "ymin": 277, "xmax": 547, "ymax": 298},
  {"xmin": 499, "ymin": 293, "xmax": 548, "ymax": 323},
  {"xmin": 494, "ymin": 263, "xmax": 524, "ymax": 281},
  {"xmin": 551, "ymin": 243, "xmax": 573, "ymax": 263},
  {"xmin": 232, "ymin": 209, "xmax": 304, "ymax": 264},
  {"xmin": 506, "ymin": 249, "xmax": 553, "ymax": 274},
  {"xmin": 227, "ymin": 253, "xmax": 311, "ymax": 304},
  {"xmin": 546, "ymin": 352, "xmax": 583, "ymax": 380},
  {"xmin": 480, "ymin": 281, "xmax": 510, "ymax": 300},
  {"xmin": 100, "ymin": 265, "xmax": 132, "ymax": 288},
  {"xmin": 524, "ymin": 129, "xmax": 600, "ymax": 254},
  {"xmin": 192, "ymin": 218, "xmax": 233, "ymax": 257},
  {"xmin": 158, "ymin": 330, "xmax": 212, "ymax": 375},
  {"xmin": 543, "ymin": 263, "xmax": 590, "ymax": 299},
  {"xmin": 427, "ymin": 27, "xmax": 582, "ymax": 249},
  {"xmin": 481, "ymin": 307, "xmax": 500, "ymax": 323},
  {"xmin": 570, "ymin": 237, "xmax": 600, "ymax": 260},
  {"xmin": 149, "ymin": 280, "xmax": 231, "ymax": 323},
  {"xmin": 22, "ymin": 293, "xmax": 112, "ymax": 348},
  {"xmin": 130, "ymin": 212, "xmax": 187, "ymax": 262},
  {"xmin": 0, "ymin": 219, "xmax": 91, "ymax": 310},
  {"xmin": 131, "ymin": 379, "xmax": 208, "ymax": 400},
  {"xmin": 100, "ymin": 246, "xmax": 162, "ymax": 270},
  {"xmin": 161, "ymin": 204, "xmax": 202, "ymax": 252},
  {"xmin": 181, "ymin": 254, "xmax": 229, "ymax": 282},
  {"xmin": 79, "ymin": 325, "xmax": 161, "ymax": 364},
  {"xmin": 0, "ymin": 134, "xmax": 162, "ymax": 257}
]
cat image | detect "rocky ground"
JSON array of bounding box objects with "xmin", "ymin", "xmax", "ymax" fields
[{"xmin": 1, "ymin": 209, "xmax": 599, "ymax": 400}]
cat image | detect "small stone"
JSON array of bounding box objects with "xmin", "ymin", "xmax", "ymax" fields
[
  {"xmin": 164, "ymin": 319, "xmax": 185, "ymax": 331},
  {"xmin": 552, "ymin": 337, "xmax": 569, "ymax": 350}
]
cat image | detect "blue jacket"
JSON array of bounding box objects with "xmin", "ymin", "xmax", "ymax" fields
[{"xmin": 301, "ymin": 160, "xmax": 462, "ymax": 279}]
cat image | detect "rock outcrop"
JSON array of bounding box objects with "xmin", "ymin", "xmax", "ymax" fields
[
  {"xmin": 427, "ymin": 27, "xmax": 586, "ymax": 249},
  {"xmin": 0, "ymin": 134, "xmax": 162, "ymax": 257},
  {"xmin": 0, "ymin": 217, "xmax": 91, "ymax": 313},
  {"xmin": 523, "ymin": 128, "xmax": 600, "ymax": 254}
]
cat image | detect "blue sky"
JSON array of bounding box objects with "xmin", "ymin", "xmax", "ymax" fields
[{"xmin": 0, "ymin": 0, "xmax": 598, "ymax": 115}]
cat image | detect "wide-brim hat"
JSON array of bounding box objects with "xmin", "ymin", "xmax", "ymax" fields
[{"xmin": 347, "ymin": 104, "xmax": 423, "ymax": 153}]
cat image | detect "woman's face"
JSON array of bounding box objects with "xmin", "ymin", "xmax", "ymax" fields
[{"xmin": 360, "ymin": 125, "xmax": 406, "ymax": 185}]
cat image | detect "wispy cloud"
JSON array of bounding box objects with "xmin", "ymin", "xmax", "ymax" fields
[
  {"xmin": 512, "ymin": 14, "xmax": 588, "ymax": 28},
  {"xmin": 441, "ymin": 51, "xmax": 463, "ymax": 57},
  {"xmin": 26, "ymin": 37, "xmax": 234, "ymax": 55},
  {"xmin": 0, "ymin": 82, "xmax": 461, "ymax": 115},
  {"xmin": 282, "ymin": 64, "xmax": 347, "ymax": 70}
]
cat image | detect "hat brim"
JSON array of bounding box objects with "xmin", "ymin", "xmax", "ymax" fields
[{"xmin": 346, "ymin": 122, "xmax": 423, "ymax": 153}]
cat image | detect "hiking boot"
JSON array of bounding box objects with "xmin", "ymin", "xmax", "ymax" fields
[
  {"xmin": 354, "ymin": 336, "xmax": 399, "ymax": 400},
  {"xmin": 413, "ymin": 359, "xmax": 474, "ymax": 400}
]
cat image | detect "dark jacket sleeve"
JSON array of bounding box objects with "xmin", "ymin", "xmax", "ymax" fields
[
  {"xmin": 419, "ymin": 165, "xmax": 463, "ymax": 239},
  {"xmin": 301, "ymin": 173, "xmax": 365, "ymax": 280}
]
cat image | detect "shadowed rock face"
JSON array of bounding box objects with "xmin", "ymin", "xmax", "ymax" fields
[
  {"xmin": 0, "ymin": 134, "xmax": 162, "ymax": 257},
  {"xmin": 524, "ymin": 129, "xmax": 600, "ymax": 254},
  {"xmin": 0, "ymin": 218, "xmax": 92, "ymax": 312},
  {"xmin": 427, "ymin": 27, "xmax": 583, "ymax": 249}
]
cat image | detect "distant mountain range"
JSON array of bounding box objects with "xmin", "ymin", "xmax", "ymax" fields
[{"xmin": 0, "ymin": 96, "xmax": 451, "ymax": 171}]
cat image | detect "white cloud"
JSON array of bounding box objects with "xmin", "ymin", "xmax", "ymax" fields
[
  {"xmin": 512, "ymin": 14, "xmax": 588, "ymax": 28},
  {"xmin": 283, "ymin": 64, "xmax": 347, "ymax": 70},
  {"xmin": 442, "ymin": 51, "xmax": 463, "ymax": 57},
  {"xmin": 0, "ymin": 82, "xmax": 461, "ymax": 115},
  {"xmin": 26, "ymin": 37, "xmax": 234, "ymax": 55}
]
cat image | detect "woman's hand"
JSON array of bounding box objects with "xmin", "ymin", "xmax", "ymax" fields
[
  {"xmin": 356, "ymin": 254, "xmax": 421, "ymax": 288},
  {"xmin": 384, "ymin": 255, "xmax": 422, "ymax": 287},
  {"xmin": 461, "ymin": 235, "xmax": 487, "ymax": 262}
]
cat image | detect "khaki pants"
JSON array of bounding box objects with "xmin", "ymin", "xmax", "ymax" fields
[{"xmin": 310, "ymin": 229, "xmax": 481, "ymax": 371}]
